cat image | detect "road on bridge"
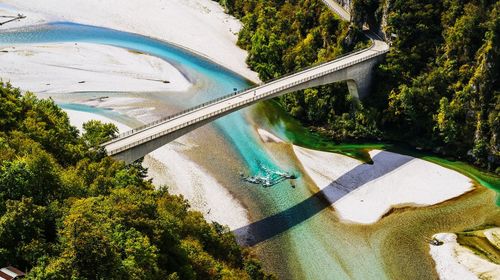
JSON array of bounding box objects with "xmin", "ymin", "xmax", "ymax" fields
[{"xmin": 103, "ymin": 2, "xmax": 389, "ymax": 161}]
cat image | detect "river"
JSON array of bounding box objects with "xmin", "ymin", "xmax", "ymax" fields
[{"xmin": 0, "ymin": 22, "xmax": 498, "ymax": 279}]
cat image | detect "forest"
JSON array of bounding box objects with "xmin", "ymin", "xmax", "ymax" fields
[
  {"xmin": 215, "ymin": 0, "xmax": 499, "ymax": 173},
  {"xmin": 0, "ymin": 0, "xmax": 498, "ymax": 277},
  {"xmin": 0, "ymin": 82, "xmax": 274, "ymax": 279}
]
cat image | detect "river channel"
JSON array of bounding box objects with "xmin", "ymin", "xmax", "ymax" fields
[{"xmin": 1, "ymin": 22, "xmax": 498, "ymax": 279}]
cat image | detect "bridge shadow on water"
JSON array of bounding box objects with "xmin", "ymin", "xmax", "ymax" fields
[{"xmin": 233, "ymin": 151, "xmax": 414, "ymax": 246}]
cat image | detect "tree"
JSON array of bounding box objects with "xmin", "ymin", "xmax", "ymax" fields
[
  {"xmin": 0, "ymin": 151, "xmax": 62, "ymax": 208},
  {"xmin": 0, "ymin": 198, "xmax": 47, "ymax": 267},
  {"xmin": 0, "ymin": 82, "xmax": 273, "ymax": 278},
  {"xmin": 0, "ymin": 82, "xmax": 22, "ymax": 131},
  {"xmin": 82, "ymin": 120, "xmax": 118, "ymax": 148}
]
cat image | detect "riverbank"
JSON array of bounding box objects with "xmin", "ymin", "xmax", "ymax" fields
[
  {"xmin": 0, "ymin": 0, "xmax": 259, "ymax": 83},
  {"xmin": 64, "ymin": 108, "xmax": 250, "ymax": 230},
  {"xmin": 0, "ymin": 43, "xmax": 191, "ymax": 93},
  {"xmin": 293, "ymin": 145, "xmax": 475, "ymax": 224},
  {"xmin": 256, "ymin": 128, "xmax": 476, "ymax": 224},
  {"xmin": 251, "ymin": 123, "xmax": 500, "ymax": 279},
  {"xmin": 0, "ymin": 0, "xmax": 254, "ymax": 236},
  {"xmin": 3, "ymin": 1, "xmax": 498, "ymax": 278}
]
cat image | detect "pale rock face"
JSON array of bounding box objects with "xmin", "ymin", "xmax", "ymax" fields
[{"xmin": 335, "ymin": 0, "xmax": 352, "ymax": 10}]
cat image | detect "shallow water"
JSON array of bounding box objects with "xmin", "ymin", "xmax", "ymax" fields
[
  {"xmin": 253, "ymin": 101, "xmax": 500, "ymax": 197},
  {"xmin": 1, "ymin": 22, "xmax": 499, "ymax": 280},
  {"xmin": 0, "ymin": 22, "xmax": 285, "ymax": 177}
]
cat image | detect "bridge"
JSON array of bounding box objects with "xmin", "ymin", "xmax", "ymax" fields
[{"xmin": 102, "ymin": 1, "xmax": 389, "ymax": 163}]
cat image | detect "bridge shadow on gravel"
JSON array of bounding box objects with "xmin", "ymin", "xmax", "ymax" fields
[{"xmin": 233, "ymin": 151, "xmax": 414, "ymax": 246}]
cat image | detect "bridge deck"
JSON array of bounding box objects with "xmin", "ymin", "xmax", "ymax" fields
[{"xmin": 104, "ymin": 35, "xmax": 388, "ymax": 157}]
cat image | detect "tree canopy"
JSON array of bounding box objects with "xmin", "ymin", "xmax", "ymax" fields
[
  {"xmin": 0, "ymin": 82, "xmax": 274, "ymax": 279},
  {"xmin": 216, "ymin": 0, "xmax": 499, "ymax": 173}
]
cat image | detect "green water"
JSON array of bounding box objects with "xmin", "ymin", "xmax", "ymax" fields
[
  {"xmin": 2, "ymin": 20, "xmax": 499, "ymax": 280},
  {"xmin": 255, "ymin": 100, "xmax": 500, "ymax": 200},
  {"xmin": 251, "ymin": 100, "xmax": 500, "ymax": 278}
]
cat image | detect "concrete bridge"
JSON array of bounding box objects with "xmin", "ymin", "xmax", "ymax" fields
[{"xmin": 103, "ymin": 2, "xmax": 389, "ymax": 163}]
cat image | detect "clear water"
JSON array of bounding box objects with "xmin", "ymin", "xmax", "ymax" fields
[
  {"xmin": 2, "ymin": 21, "xmax": 498, "ymax": 280},
  {"xmin": 0, "ymin": 22, "xmax": 347, "ymax": 279},
  {"xmin": 0, "ymin": 22, "xmax": 285, "ymax": 177}
]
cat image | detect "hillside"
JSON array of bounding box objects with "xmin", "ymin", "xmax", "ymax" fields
[
  {"xmin": 216, "ymin": 0, "xmax": 499, "ymax": 173},
  {"xmin": 0, "ymin": 82, "xmax": 273, "ymax": 279}
]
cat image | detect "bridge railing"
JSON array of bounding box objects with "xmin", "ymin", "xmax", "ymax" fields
[
  {"xmin": 106, "ymin": 48, "xmax": 388, "ymax": 156},
  {"xmin": 105, "ymin": 37, "xmax": 384, "ymax": 147}
]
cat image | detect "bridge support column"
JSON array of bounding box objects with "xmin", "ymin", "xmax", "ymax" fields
[
  {"xmin": 346, "ymin": 78, "xmax": 371, "ymax": 100},
  {"xmin": 263, "ymin": 50, "xmax": 385, "ymax": 101},
  {"xmin": 344, "ymin": 54, "xmax": 384, "ymax": 99}
]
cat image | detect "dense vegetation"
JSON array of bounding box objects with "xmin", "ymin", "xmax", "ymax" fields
[
  {"xmin": 216, "ymin": 0, "xmax": 499, "ymax": 173},
  {"xmin": 376, "ymin": 0, "xmax": 499, "ymax": 172},
  {"xmin": 0, "ymin": 82, "xmax": 273, "ymax": 279}
]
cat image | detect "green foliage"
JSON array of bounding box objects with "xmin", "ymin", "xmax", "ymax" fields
[
  {"xmin": 216, "ymin": 0, "xmax": 349, "ymax": 80},
  {"xmin": 20, "ymin": 93, "xmax": 81, "ymax": 166},
  {"xmin": 378, "ymin": 0, "xmax": 499, "ymax": 170},
  {"xmin": 0, "ymin": 198, "xmax": 47, "ymax": 268},
  {"xmin": 215, "ymin": 0, "xmax": 378, "ymax": 141},
  {"xmin": 0, "ymin": 82, "xmax": 22, "ymax": 131},
  {"xmin": 0, "ymin": 83, "xmax": 273, "ymax": 279},
  {"xmin": 82, "ymin": 120, "xmax": 118, "ymax": 149},
  {"xmin": 219, "ymin": 0, "xmax": 499, "ymax": 172},
  {"xmin": 0, "ymin": 151, "xmax": 62, "ymax": 210}
]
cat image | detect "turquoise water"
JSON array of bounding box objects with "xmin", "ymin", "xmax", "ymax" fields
[
  {"xmin": 0, "ymin": 22, "xmax": 344, "ymax": 278},
  {"xmin": 0, "ymin": 21, "xmax": 384, "ymax": 278},
  {"xmin": 5, "ymin": 21, "xmax": 497, "ymax": 280},
  {"xmin": 0, "ymin": 22, "xmax": 283, "ymax": 177}
]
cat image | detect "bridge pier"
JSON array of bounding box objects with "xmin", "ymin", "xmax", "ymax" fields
[
  {"xmin": 104, "ymin": 35, "xmax": 389, "ymax": 164},
  {"xmin": 263, "ymin": 53, "xmax": 384, "ymax": 100},
  {"xmin": 346, "ymin": 80, "xmax": 362, "ymax": 99},
  {"xmin": 345, "ymin": 66, "xmax": 374, "ymax": 100},
  {"xmin": 346, "ymin": 53, "xmax": 385, "ymax": 99}
]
